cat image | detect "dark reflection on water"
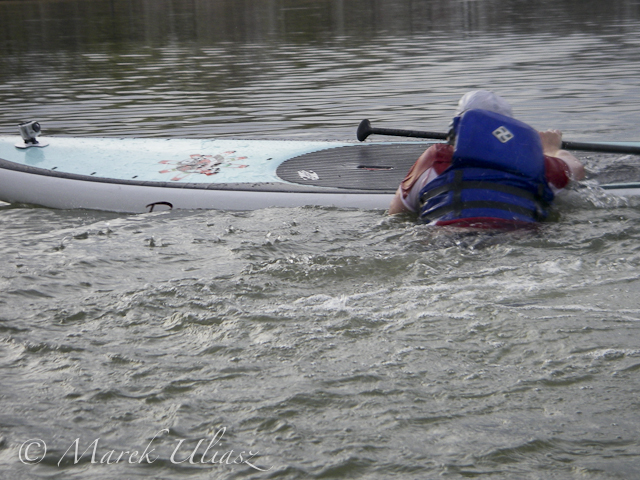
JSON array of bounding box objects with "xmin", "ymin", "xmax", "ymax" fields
[
  {"xmin": 1, "ymin": 0, "xmax": 640, "ymax": 140},
  {"xmin": 2, "ymin": 0, "xmax": 640, "ymax": 50}
]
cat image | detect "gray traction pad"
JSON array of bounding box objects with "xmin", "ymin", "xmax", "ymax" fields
[{"xmin": 276, "ymin": 143, "xmax": 429, "ymax": 191}]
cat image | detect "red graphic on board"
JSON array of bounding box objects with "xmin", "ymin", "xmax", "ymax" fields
[{"xmin": 159, "ymin": 152, "xmax": 248, "ymax": 181}]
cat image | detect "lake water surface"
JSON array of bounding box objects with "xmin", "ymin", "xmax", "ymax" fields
[{"xmin": 1, "ymin": 1, "xmax": 640, "ymax": 479}]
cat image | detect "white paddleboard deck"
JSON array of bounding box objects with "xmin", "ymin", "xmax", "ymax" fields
[{"xmin": 0, "ymin": 135, "xmax": 638, "ymax": 213}]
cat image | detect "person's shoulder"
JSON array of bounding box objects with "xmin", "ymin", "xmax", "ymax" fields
[
  {"xmin": 427, "ymin": 143, "xmax": 453, "ymax": 174},
  {"xmin": 404, "ymin": 143, "xmax": 452, "ymax": 184},
  {"xmin": 432, "ymin": 143, "xmax": 454, "ymax": 154},
  {"xmin": 420, "ymin": 142, "xmax": 453, "ymax": 160}
]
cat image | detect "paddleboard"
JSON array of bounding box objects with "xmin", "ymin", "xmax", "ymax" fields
[{"xmin": 0, "ymin": 135, "xmax": 638, "ymax": 213}]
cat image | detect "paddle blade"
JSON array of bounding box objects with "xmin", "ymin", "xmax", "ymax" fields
[{"xmin": 357, "ymin": 119, "xmax": 372, "ymax": 141}]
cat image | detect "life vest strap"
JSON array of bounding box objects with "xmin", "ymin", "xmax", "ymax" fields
[
  {"xmin": 420, "ymin": 177, "xmax": 544, "ymax": 205},
  {"xmin": 421, "ymin": 200, "xmax": 544, "ymax": 222}
]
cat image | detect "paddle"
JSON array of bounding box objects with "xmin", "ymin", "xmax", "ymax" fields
[
  {"xmin": 356, "ymin": 119, "xmax": 640, "ymax": 155},
  {"xmin": 357, "ymin": 119, "xmax": 448, "ymax": 142}
]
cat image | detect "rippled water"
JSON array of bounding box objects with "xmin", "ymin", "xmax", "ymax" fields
[
  {"xmin": 2, "ymin": 1, "xmax": 640, "ymax": 479},
  {"xmin": 2, "ymin": 1, "xmax": 640, "ymax": 140}
]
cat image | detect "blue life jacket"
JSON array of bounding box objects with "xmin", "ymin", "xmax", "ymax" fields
[{"xmin": 419, "ymin": 109, "xmax": 555, "ymax": 225}]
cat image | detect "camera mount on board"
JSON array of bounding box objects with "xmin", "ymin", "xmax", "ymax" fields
[{"xmin": 15, "ymin": 120, "xmax": 49, "ymax": 149}]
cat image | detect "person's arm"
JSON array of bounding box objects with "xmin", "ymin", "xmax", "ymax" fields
[
  {"xmin": 539, "ymin": 129, "xmax": 585, "ymax": 180},
  {"xmin": 388, "ymin": 143, "xmax": 453, "ymax": 215},
  {"xmin": 388, "ymin": 186, "xmax": 413, "ymax": 214},
  {"xmin": 388, "ymin": 147, "xmax": 432, "ymax": 215}
]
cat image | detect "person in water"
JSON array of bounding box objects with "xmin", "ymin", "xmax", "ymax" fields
[{"xmin": 388, "ymin": 90, "xmax": 585, "ymax": 228}]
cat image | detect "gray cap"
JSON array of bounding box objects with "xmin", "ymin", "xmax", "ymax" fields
[{"xmin": 454, "ymin": 90, "xmax": 513, "ymax": 117}]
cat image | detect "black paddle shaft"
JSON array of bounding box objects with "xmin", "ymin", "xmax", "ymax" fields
[
  {"xmin": 560, "ymin": 140, "xmax": 640, "ymax": 155},
  {"xmin": 356, "ymin": 119, "xmax": 640, "ymax": 155},
  {"xmin": 356, "ymin": 119, "xmax": 448, "ymax": 142}
]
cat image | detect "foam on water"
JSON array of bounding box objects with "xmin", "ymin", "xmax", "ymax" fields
[{"xmin": 2, "ymin": 192, "xmax": 640, "ymax": 476}]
